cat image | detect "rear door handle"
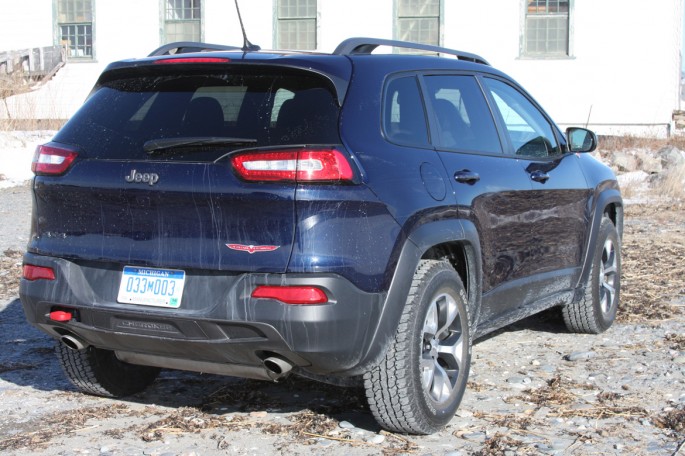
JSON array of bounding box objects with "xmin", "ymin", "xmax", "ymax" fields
[
  {"xmin": 454, "ymin": 169, "xmax": 480, "ymax": 185},
  {"xmin": 529, "ymin": 170, "xmax": 550, "ymax": 183}
]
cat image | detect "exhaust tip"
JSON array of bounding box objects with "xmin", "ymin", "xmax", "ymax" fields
[
  {"xmin": 60, "ymin": 334, "xmax": 87, "ymax": 351},
  {"xmin": 263, "ymin": 356, "xmax": 293, "ymax": 381}
]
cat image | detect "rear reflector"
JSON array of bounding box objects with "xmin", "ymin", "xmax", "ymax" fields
[
  {"xmin": 231, "ymin": 149, "xmax": 354, "ymax": 183},
  {"xmin": 154, "ymin": 57, "xmax": 231, "ymax": 64},
  {"xmin": 251, "ymin": 285, "xmax": 328, "ymax": 305},
  {"xmin": 23, "ymin": 264, "xmax": 56, "ymax": 281},
  {"xmin": 49, "ymin": 310, "xmax": 72, "ymax": 322},
  {"xmin": 32, "ymin": 144, "xmax": 78, "ymax": 176}
]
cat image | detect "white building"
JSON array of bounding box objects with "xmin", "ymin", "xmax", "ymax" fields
[{"xmin": 1, "ymin": 0, "xmax": 683, "ymax": 137}]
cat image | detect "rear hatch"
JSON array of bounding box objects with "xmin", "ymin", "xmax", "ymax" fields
[{"xmin": 29, "ymin": 60, "xmax": 345, "ymax": 273}]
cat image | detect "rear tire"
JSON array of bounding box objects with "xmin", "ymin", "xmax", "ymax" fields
[
  {"xmin": 364, "ymin": 260, "xmax": 471, "ymax": 434},
  {"xmin": 56, "ymin": 343, "xmax": 160, "ymax": 397},
  {"xmin": 563, "ymin": 216, "xmax": 621, "ymax": 334}
]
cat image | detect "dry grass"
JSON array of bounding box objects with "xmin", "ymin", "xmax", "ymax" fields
[
  {"xmin": 620, "ymin": 201, "xmax": 685, "ymax": 322},
  {"xmin": 0, "ymin": 71, "xmax": 67, "ymax": 131},
  {"xmin": 0, "ymin": 249, "xmax": 23, "ymax": 302},
  {"xmin": 655, "ymin": 162, "xmax": 685, "ymax": 200},
  {"xmin": 598, "ymin": 134, "xmax": 685, "ymax": 152}
]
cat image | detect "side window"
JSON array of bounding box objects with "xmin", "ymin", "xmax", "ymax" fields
[
  {"xmin": 383, "ymin": 76, "xmax": 430, "ymax": 147},
  {"xmin": 484, "ymin": 78, "xmax": 560, "ymax": 157},
  {"xmin": 424, "ymin": 75, "xmax": 502, "ymax": 153}
]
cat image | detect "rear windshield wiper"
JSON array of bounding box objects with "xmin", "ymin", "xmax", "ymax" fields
[{"xmin": 144, "ymin": 137, "xmax": 257, "ymax": 154}]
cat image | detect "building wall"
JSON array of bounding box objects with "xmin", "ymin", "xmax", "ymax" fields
[
  {"xmin": 1, "ymin": 0, "xmax": 682, "ymax": 137},
  {"xmin": 0, "ymin": 0, "xmax": 53, "ymax": 50}
]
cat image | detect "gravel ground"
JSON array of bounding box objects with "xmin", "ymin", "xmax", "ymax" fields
[{"xmin": 0, "ymin": 184, "xmax": 683, "ymax": 456}]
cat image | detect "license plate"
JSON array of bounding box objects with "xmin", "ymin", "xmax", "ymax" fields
[{"xmin": 117, "ymin": 266, "xmax": 186, "ymax": 308}]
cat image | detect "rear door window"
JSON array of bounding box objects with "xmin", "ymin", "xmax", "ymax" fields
[
  {"xmin": 423, "ymin": 75, "xmax": 502, "ymax": 153},
  {"xmin": 54, "ymin": 69, "xmax": 340, "ymax": 161}
]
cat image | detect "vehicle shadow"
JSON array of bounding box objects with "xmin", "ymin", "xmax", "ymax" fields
[
  {"xmin": 0, "ymin": 298, "xmax": 378, "ymax": 431},
  {"xmin": 2, "ymin": 297, "xmax": 572, "ymax": 433},
  {"xmin": 473, "ymin": 307, "xmax": 570, "ymax": 346}
]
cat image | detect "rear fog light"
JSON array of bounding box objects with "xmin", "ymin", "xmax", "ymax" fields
[{"xmin": 22, "ymin": 264, "xmax": 56, "ymax": 281}]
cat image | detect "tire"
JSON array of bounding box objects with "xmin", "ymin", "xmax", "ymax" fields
[
  {"xmin": 563, "ymin": 216, "xmax": 621, "ymax": 334},
  {"xmin": 364, "ymin": 259, "xmax": 471, "ymax": 434},
  {"xmin": 56, "ymin": 343, "xmax": 160, "ymax": 397}
]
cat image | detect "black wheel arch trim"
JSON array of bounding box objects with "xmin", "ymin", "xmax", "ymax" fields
[
  {"xmin": 355, "ymin": 218, "xmax": 483, "ymax": 375},
  {"xmin": 574, "ymin": 186, "xmax": 623, "ymax": 296}
]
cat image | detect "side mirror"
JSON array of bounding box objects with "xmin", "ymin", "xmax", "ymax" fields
[{"xmin": 566, "ymin": 127, "xmax": 598, "ymax": 153}]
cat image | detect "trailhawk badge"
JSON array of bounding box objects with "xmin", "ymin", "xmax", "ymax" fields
[{"xmin": 226, "ymin": 244, "xmax": 280, "ymax": 254}]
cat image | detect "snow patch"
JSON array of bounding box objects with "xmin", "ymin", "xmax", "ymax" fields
[{"xmin": 0, "ymin": 131, "xmax": 55, "ymax": 189}]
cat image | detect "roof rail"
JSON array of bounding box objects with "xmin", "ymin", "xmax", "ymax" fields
[
  {"xmin": 332, "ymin": 37, "xmax": 490, "ymax": 66},
  {"xmin": 148, "ymin": 42, "xmax": 241, "ymax": 57}
]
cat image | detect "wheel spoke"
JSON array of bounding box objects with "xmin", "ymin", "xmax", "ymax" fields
[
  {"xmin": 430, "ymin": 362, "xmax": 453, "ymax": 402},
  {"xmin": 420, "ymin": 354, "xmax": 435, "ymax": 390},
  {"xmin": 438, "ymin": 333, "xmax": 464, "ymax": 372},
  {"xmin": 599, "ymin": 237, "xmax": 618, "ymax": 314},
  {"xmin": 436, "ymin": 294, "xmax": 458, "ymax": 337},
  {"xmin": 423, "ymin": 302, "xmax": 439, "ymax": 338},
  {"xmin": 603, "ymin": 264, "xmax": 617, "ymax": 276}
]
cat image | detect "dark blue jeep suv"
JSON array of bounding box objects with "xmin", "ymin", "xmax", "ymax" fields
[{"xmin": 20, "ymin": 38, "xmax": 622, "ymax": 434}]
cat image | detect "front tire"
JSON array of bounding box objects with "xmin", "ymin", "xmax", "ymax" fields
[
  {"xmin": 364, "ymin": 260, "xmax": 471, "ymax": 434},
  {"xmin": 563, "ymin": 216, "xmax": 621, "ymax": 333},
  {"xmin": 56, "ymin": 343, "xmax": 160, "ymax": 397}
]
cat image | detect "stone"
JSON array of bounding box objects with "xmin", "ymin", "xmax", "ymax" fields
[
  {"xmin": 368, "ymin": 434, "xmax": 385, "ymax": 444},
  {"xmin": 564, "ymin": 351, "xmax": 597, "ymax": 362},
  {"xmin": 339, "ymin": 420, "xmax": 355, "ymax": 429},
  {"xmin": 635, "ymin": 149, "xmax": 663, "ymax": 174},
  {"xmin": 455, "ymin": 408, "xmax": 474, "ymax": 418},
  {"xmin": 460, "ymin": 431, "xmax": 487, "ymax": 442},
  {"xmin": 611, "ymin": 151, "xmax": 639, "ymax": 172}
]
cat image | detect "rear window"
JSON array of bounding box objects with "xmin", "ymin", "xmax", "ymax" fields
[{"xmin": 54, "ymin": 68, "xmax": 341, "ymax": 161}]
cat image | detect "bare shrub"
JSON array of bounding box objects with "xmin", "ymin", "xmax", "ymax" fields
[
  {"xmin": 655, "ymin": 162, "xmax": 685, "ymax": 199},
  {"xmin": 598, "ymin": 134, "xmax": 685, "ymax": 153}
]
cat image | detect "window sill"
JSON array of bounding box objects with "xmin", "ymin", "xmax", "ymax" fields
[
  {"xmin": 517, "ymin": 55, "xmax": 575, "ymax": 61},
  {"xmin": 66, "ymin": 58, "xmax": 98, "ymax": 63}
]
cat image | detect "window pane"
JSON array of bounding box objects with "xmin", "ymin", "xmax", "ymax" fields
[
  {"xmin": 383, "ymin": 77, "xmax": 429, "ymax": 147},
  {"xmin": 277, "ymin": 0, "xmax": 316, "ymax": 49},
  {"xmin": 524, "ymin": 0, "xmax": 569, "ymax": 56},
  {"xmin": 398, "ymin": 0, "xmax": 440, "ymax": 17},
  {"xmin": 166, "ymin": 0, "xmax": 200, "ymax": 20},
  {"xmin": 61, "ymin": 23, "xmax": 93, "ymax": 57},
  {"xmin": 425, "ymin": 76, "xmax": 502, "ymax": 153},
  {"xmin": 398, "ymin": 17, "xmax": 439, "ymax": 46},
  {"xmin": 58, "ymin": 0, "xmax": 93, "ymax": 22},
  {"xmin": 165, "ymin": 21, "xmax": 201, "ymax": 42},
  {"xmin": 278, "ymin": 19, "xmax": 316, "ymax": 49},
  {"xmin": 279, "ymin": 0, "xmax": 316, "ymax": 19},
  {"xmin": 525, "ymin": 16, "xmax": 568, "ymax": 55},
  {"xmin": 484, "ymin": 78, "xmax": 559, "ymax": 157}
]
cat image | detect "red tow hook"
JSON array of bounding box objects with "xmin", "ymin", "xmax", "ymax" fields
[{"xmin": 49, "ymin": 310, "xmax": 73, "ymax": 322}]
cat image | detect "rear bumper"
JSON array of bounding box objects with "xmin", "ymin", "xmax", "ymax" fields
[{"xmin": 19, "ymin": 253, "xmax": 387, "ymax": 378}]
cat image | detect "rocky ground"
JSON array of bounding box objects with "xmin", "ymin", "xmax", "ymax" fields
[{"xmin": 0, "ymin": 149, "xmax": 684, "ymax": 455}]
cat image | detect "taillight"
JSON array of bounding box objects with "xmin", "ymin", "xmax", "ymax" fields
[
  {"xmin": 231, "ymin": 149, "xmax": 354, "ymax": 183},
  {"xmin": 22, "ymin": 265, "xmax": 56, "ymax": 281},
  {"xmin": 32, "ymin": 144, "xmax": 78, "ymax": 176},
  {"xmin": 251, "ymin": 285, "xmax": 329, "ymax": 305}
]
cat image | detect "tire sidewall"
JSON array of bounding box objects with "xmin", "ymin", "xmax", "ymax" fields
[
  {"xmin": 410, "ymin": 265, "xmax": 471, "ymax": 428},
  {"xmin": 590, "ymin": 218, "xmax": 621, "ymax": 331}
]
